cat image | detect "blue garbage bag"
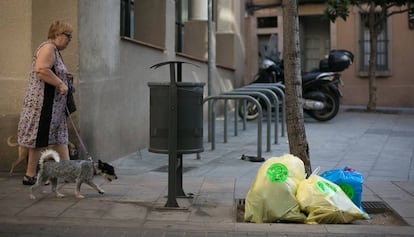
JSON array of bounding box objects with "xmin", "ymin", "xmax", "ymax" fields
[{"xmin": 320, "ymin": 167, "xmax": 364, "ymax": 210}]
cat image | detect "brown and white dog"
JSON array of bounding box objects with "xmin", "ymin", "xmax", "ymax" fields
[{"xmin": 6, "ymin": 135, "xmax": 78, "ymax": 175}]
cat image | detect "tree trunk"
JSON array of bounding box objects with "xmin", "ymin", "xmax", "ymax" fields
[
  {"xmin": 367, "ymin": 4, "xmax": 378, "ymax": 111},
  {"xmin": 282, "ymin": 0, "xmax": 311, "ymax": 175}
]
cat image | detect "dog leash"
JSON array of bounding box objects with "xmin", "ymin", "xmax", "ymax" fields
[{"xmin": 66, "ymin": 106, "xmax": 92, "ymax": 160}]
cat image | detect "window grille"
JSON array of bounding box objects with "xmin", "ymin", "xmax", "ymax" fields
[{"xmin": 359, "ymin": 12, "xmax": 389, "ymax": 72}]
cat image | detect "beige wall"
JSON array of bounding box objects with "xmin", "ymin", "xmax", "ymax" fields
[
  {"xmin": 0, "ymin": 0, "xmax": 78, "ymax": 172},
  {"xmin": 0, "ymin": 0, "xmax": 32, "ymax": 114},
  {"xmin": 337, "ymin": 7, "xmax": 414, "ymax": 107},
  {"xmin": 134, "ymin": 0, "xmax": 166, "ymax": 47},
  {"xmin": 183, "ymin": 20, "xmax": 209, "ymax": 59},
  {"xmin": 0, "ymin": 0, "xmax": 32, "ymax": 172}
]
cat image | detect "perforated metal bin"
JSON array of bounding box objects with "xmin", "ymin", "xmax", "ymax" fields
[{"xmin": 148, "ymin": 82, "xmax": 205, "ymax": 154}]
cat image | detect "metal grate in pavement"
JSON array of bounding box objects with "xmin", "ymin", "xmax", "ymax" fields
[
  {"xmin": 361, "ymin": 201, "xmax": 391, "ymax": 213},
  {"xmin": 235, "ymin": 199, "xmax": 408, "ymax": 225},
  {"xmin": 236, "ymin": 199, "xmax": 392, "ymax": 214}
]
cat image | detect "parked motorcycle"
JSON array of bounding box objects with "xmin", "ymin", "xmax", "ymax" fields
[{"xmin": 239, "ymin": 49, "xmax": 354, "ymax": 121}]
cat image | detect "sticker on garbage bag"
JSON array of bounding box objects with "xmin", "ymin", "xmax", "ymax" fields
[
  {"xmin": 266, "ymin": 163, "xmax": 288, "ymax": 182},
  {"xmin": 316, "ymin": 180, "xmax": 337, "ymax": 194},
  {"xmin": 339, "ymin": 183, "xmax": 354, "ymax": 199}
]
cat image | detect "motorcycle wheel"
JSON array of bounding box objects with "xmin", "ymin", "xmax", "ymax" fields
[
  {"xmin": 306, "ymin": 89, "xmax": 340, "ymax": 122},
  {"xmin": 238, "ymin": 100, "xmax": 260, "ymax": 120}
]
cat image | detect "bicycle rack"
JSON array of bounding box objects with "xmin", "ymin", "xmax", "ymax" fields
[
  {"xmin": 203, "ymin": 83, "xmax": 286, "ymax": 161},
  {"xmin": 245, "ymin": 83, "xmax": 286, "ymax": 137},
  {"xmin": 222, "ymin": 91, "xmax": 272, "ymax": 151},
  {"xmin": 235, "ymin": 87, "xmax": 279, "ymax": 144},
  {"xmin": 203, "ymin": 95, "xmax": 263, "ymax": 160}
]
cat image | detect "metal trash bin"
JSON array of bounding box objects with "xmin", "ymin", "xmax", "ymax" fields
[{"xmin": 148, "ymin": 82, "xmax": 205, "ymax": 154}]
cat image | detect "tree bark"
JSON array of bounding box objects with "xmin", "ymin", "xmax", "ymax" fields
[
  {"xmin": 282, "ymin": 0, "xmax": 311, "ymax": 175},
  {"xmin": 367, "ymin": 4, "xmax": 378, "ymax": 112}
]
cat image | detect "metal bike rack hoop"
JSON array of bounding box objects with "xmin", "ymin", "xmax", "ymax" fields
[
  {"xmin": 235, "ymin": 87, "xmax": 280, "ymax": 144},
  {"xmin": 246, "ymin": 83, "xmax": 286, "ymax": 137},
  {"xmin": 223, "ymin": 91, "xmax": 272, "ymax": 151},
  {"xmin": 203, "ymin": 95, "xmax": 263, "ymax": 160}
]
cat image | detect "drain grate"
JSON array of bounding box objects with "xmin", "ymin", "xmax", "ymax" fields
[
  {"xmin": 235, "ymin": 199, "xmax": 407, "ymax": 225},
  {"xmin": 361, "ymin": 201, "xmax": 391, "ymax": 213},
  {"xmin": 236, "ymin": 199, "xmax": 392, "ymax": 214}
]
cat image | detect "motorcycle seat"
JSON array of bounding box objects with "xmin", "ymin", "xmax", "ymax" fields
[{"xmin": 302, "ymin": 72, "xmax": 321, "ymax": 83}]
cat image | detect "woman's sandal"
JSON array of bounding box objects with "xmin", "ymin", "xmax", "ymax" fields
[{"xmin": 22, "ymin": 175, "xmax": 36, "ymax": 186}]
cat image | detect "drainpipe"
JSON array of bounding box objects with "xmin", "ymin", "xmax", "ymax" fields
[
  {"xmin": 207, "ymin": 0, "xmax": 215, "ymax": 141},
  {"xmin": 207, "ymin": 0, "xmax": 214, "ymax": 98}
]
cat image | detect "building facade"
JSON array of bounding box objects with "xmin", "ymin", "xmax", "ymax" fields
[
  {"xmin": 0, "ymin": 0, "xmax": 244, "ymax": 171},
  {"xmin": 245, "ymin": 0, "xmax": 414, "ymax": 107}
]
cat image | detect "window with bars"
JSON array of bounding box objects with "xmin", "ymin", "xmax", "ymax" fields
[{"xmin": 359, "ymin": 12, "xmax": 389, "ymax": 72}]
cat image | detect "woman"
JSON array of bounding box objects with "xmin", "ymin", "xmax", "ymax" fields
[{"xmin": 18, "ymin": 20, "xmax": 74, "ymax": 185}]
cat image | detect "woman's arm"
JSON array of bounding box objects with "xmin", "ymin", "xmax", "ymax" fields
[{"xmin": 34, "ymin": 43, "xmax": 68, "ymax": 94}]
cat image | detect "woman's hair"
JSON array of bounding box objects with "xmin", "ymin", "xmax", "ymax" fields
[{"xmin": 47, "ymin": 20, "xmax": 73, "ymax": 39}]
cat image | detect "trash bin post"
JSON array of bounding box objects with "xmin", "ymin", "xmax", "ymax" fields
[
  {"xmin": 166, "ymin": 62, "xmax": 179, "ymax": 208},
  {"xmin": 175, "ymin": 63, "xmax": 186, "ymax": 197},
  {"xmin": 149, "ymin": 61, "xmax": 203, "ymax": 208}
]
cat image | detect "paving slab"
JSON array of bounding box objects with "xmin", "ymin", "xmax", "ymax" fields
[{"xmin": 1, "ymin": 107, "xmax": 414, "ymax": 236}]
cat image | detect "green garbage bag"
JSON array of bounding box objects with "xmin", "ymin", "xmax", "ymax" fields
[
  {"xmin": 296, "ymin": 174, "xmax": 369, "ymax": 224},
  {"xmin": 244, "ymin": 154, "xmax": 306, "ymax": 223}
]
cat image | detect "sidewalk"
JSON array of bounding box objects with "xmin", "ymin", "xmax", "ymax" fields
[{"xmin": 0, "ymin": 107, "xmax": 414, "ymax": 236}]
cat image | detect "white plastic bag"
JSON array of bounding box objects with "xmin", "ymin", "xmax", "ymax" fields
[{"xmin": 296, "ymin": 174, "xmax": 369, "ymax": 224}]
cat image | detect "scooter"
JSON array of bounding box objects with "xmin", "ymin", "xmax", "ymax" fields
[{"xmin": 239, "ymin": 49, "xmax": 353, "ymax": 122}]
